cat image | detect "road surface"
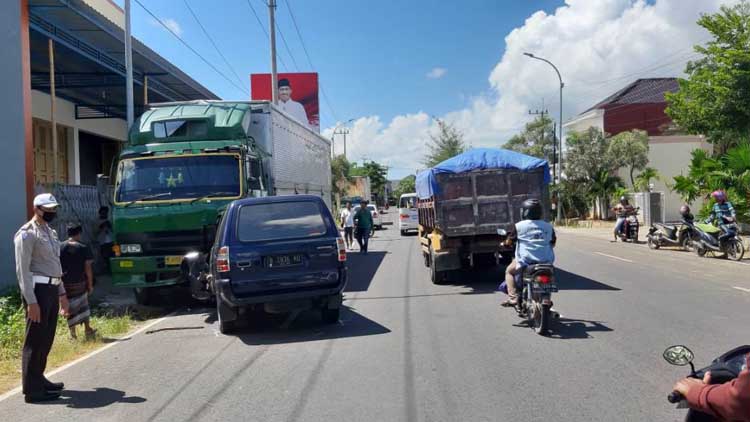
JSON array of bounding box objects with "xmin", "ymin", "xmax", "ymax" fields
[{"xmin": 1, "ymin": 213, "xmax": 749, "ymax": 421}]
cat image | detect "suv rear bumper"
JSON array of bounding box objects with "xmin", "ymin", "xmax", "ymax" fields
[{"xmin": 216, "ymin": 267, "xmax": 348, "ymax": 308}]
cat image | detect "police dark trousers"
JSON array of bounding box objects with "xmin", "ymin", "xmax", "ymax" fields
[{"xmin": 22, "ymin": 283, "xmax": 59, "ymax": 395}]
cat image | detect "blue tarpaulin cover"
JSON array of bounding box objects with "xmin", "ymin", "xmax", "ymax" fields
[{"xmin": 415, "ymin": 148, "xmax": 550, "ymax": 199}]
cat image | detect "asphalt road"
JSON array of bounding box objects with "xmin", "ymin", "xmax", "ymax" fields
[{"xmin": 1, "ymin": 214, "xmax": 749, "ymax": 421}]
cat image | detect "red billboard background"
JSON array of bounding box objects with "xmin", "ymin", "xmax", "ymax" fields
[{"xmin": 250, "ymin": 72, "xmax": 320, "ymax": 132}]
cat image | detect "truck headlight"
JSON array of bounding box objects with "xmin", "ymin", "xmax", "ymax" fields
[{"xmin": 120, "ymin": 244, "xmax": 142, "ymax": 254}]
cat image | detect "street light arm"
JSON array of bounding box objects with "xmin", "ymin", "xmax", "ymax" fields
[{"xmin": 525, "ymin": 54, "xmax": 563, "ymax": 87}]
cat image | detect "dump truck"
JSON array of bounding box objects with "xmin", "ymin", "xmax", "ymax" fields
[
  {"xmin": 110, "ymin": 100, "xmax": 331, "ymax": 304},
  {"xmin": 415, "ymin": 148, "xmax": 551, "ymax": 284}
]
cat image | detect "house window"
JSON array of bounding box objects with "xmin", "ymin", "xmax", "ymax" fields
[{"xmin": 33, "ymin": 118, "xmax": 69, "ymax": 184}]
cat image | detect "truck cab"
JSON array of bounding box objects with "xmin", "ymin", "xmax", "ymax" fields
[{"xmin": 110, "ymin": 102, "xmax": 268, "ymax": 304}]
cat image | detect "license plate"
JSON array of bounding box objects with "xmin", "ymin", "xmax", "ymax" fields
[
  {"xmin": 532, "ymin": 282, "xmax": 558, "ymax": 292},
  {"xmin": 165, "ymin": 256, "xmax": 182, "ymax": 266},
  {"xmin": 119, "ymin": 260, "xmax": 133, "ymax": 268},
  {"xmin": 266, "ymin": 254, "xmax": 304, "ymax": 268}
]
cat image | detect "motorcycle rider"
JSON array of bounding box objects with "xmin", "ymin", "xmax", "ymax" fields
[
  {"xmin": 680, "ymin": 204, "xmax": 694, "ymax": 223},
  {"xmin": 705, "ymin": 190, "xmax": 737, "ymax": 234},
  {"xmin": 672, "ymin": 354, "xmax": 750, "ymax": 421},
  {"xmin": 500, "ymin": 199, "xmax": 556, "ymax": 307},
  {"xmin": 612, "ymin": 196, "xmax": 634, "ymax": 241}
]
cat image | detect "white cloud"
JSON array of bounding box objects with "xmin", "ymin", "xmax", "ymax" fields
[
  {"xmin": 426, "ymin": 67, "xmax": 447, "ymax": 79},
  {"xmin": 150, "ymin": 17, "xmax": 183, "ymax": 36},
  {"xmin": 331, "ymin": 0, "xmax": 738, "ymax": 179}
]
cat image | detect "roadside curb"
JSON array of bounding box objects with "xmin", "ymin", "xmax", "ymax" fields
[{"xmin": 0, "ymin": 310, "xmax": 177, "ymax": 402}]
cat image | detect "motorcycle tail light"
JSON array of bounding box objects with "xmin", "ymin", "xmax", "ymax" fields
[
  {"xmin": 216, "ymin": 246, "xmax": 230, "ymax": 272},
  {"xmin": 535, "ymin": 274, "xmax": 552, "ymax": 284}
]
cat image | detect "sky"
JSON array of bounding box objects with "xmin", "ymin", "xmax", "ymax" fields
[{"xmin": 119, "ymin": 0, "xmax": 738, "ymax": 179}]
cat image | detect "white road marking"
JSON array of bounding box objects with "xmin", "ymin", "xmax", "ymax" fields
[
  {"xmin": 733, "ymin": 286, "xmax": 750, "ymax": 293},
  {"xmin": 0, "ymin": 311, "xmax": 177, "ymax": 402},
  {"xmin": 594, "ymin": 252, "xmax": 634, "ymax": 263}
]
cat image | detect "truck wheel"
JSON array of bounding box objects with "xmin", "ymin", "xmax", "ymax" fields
[
  {"xmin": 322, "ymin": 307, "xmax": 341, "ymax": 324},
  {"xmin": 216, "ymin": 292, "xmax": 237, "ymax": 334},
  {"xmin": 423, "ymin": 253, "xmax": 430, "ymax": 268},
  {"xmin": 429, "ymin": 250, "xmax": 446, "ymax": 285},
  {"xmin": 400, "ymin": 230, "xmax": 407, "ymax": 236},
  {"xmin": 134, "ymin": 287, "xmax": 155, "ymax": 306}
]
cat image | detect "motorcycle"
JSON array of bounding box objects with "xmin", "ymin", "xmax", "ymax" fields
[
  {"xmin": 617, "ymin": 207, "xmax": 640, "ymax": 243},
  {"xmin": 693, "ymin": 217, "xmax": 745, "ymax": 261},
  {"xmin": 515, "ymin": 264, "xmax": 558, "ymax": 336},
  {"xmin": 663, "ymin": 344, "xmax": 750, "ymax": 422},
  {"xmin": 647, "ymin": 215, "xmax": 697, "ymax": 252}
]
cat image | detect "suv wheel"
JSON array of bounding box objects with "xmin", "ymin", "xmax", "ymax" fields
[
  {"xmin": 322, "ymin": 307, "xmax": 340, "ymax": 324},
  {"xmin": 216, "ymin": 292, "xmax": 237, "ymax": 334}
]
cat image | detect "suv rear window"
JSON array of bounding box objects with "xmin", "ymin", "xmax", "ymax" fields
[{"xmin": 237, "ymin": 201, "xmax": 328, "ymax": 242}]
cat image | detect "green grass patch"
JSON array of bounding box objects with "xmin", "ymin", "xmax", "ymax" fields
[{"xmin": 0, "ymin": 288, "xmax": 158, "ymax": 394}]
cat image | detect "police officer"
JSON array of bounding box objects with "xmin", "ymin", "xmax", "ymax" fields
[{"xmin": 14, "ymin": 193, "xmax": 70, "ymax": 403}]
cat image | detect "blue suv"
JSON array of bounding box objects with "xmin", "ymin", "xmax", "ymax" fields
[{"xmin": 210, "ymin": 195, "xmax": 347, "ymax": 334}]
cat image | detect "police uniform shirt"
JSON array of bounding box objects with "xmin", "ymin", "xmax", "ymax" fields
[{"xmin": 14, "ymin": 219, "xmax": 66, "ymax": 304}]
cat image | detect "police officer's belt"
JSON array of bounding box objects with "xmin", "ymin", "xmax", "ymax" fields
[{"xmin": 32, "ymin": 275, "xmax": 62, "ymax": 286}]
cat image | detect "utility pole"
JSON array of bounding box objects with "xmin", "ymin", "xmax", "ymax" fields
[
  {"xmin": 124, "ymin": 0, "xmax": 134, "ymax": 128},
  {"xmin": 333, "ymin": 128, "xmax": 350, "ymax": 159},
  {"xmin": 268, "ymin": 0, "xmax": 278, "ymax": 104}
]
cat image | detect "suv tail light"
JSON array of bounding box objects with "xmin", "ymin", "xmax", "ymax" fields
[
  {"xmin": 535, "ymin": 274, "xmax": 552, "ymax": 284},
  {"xmin": 337, "ymin": 238, "xmax": 347, "ymax": 262},
  {"xmin": 216, "ymin": 246, "xmax": 230, "ymax": 272}
]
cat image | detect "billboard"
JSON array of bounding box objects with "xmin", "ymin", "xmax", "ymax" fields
[{"xmin": 251, "ymin": 72, "xmax": 319, "ymax": 133}]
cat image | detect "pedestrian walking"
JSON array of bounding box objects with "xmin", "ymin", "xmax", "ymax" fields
[
  {"xmin": 340, "ymin": 202, "xmax": 355, "ymax": 250},
  {"xmin": 13, "ymin": 193, "xmax": 69, "ymax": 403},
  {"xmin": 354, "ymin": 200, "xmax": 374, "ymax": 254},
  {"xmin": 60, "ymin": 223, "xmax": 96, "ymax": 339}
]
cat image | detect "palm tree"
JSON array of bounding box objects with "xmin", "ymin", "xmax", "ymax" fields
[
  {"xmin": 634, "ymin": 167, "xmax": 661, "ymax": 192},
  {"xmin": 589, "ymin": 170, "xmax": 624, "ymax": 219}
]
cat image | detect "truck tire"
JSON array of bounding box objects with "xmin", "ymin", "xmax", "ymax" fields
[
  {"xmin": 429, "ymin": 250, "xmax": 446, "ymax": 285},
  {"xmin": 423, "ymin": 253, "xmax": 430, "ymax": 268},
  {"xmin": 134, "ymin": 287, "xmax": 155, "ymax": 306},
  {"xmin": 216, "ymin": 292, "xmax": 237, "ymax": 334},
  {"xmin": 322, "ymin": 307, "xmax": 341, "ymax": 324},
  {"xmin": 400, "ymin": 229, "xmax": 407, "ymax": 236}
]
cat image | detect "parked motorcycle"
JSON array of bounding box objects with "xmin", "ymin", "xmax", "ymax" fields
[
  {"xmin": 692, "ymin": 217, "xmax": 745, "ymax": 261},
  {"xmin": 515, "ymin": 264, "xmax": 558, "ymax": 335},
  {"xmin": 663, "ymin": 344, "xmax": 750, "ymax": 422},
  {"xmin": 617, "ymin": 207, "xmax": 640, "ymax": 243},
  {"xmin": 647, "ymin": 216, "xmax": 697, "ymax": 252}
]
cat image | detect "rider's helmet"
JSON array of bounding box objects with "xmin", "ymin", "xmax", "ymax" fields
[
  {"xmin": 521, "ymin": 198, "xmax": 542, "ymax": 220},
  {"xmin": 679, "ymin": 204, "xmax": 691, "ymax": 217},
  {"xmin": 711, "ymin": 190, "xmax": 726, "ymax": 203},
  {"xmin": 619, "ymin": 196, "xmax": 629, "ymax": 205}
]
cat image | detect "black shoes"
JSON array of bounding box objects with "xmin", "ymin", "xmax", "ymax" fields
[
  {"xmin": 24, "ymin": 391, "xmax": 61, "ymax": 403},
  {"xmin": 44, "ymin": 379, "xmax": 64, "ymax": 391}
]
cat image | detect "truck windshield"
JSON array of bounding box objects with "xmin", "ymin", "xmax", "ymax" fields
[{"xmin": 116, "ymin": 154, "xmax": 241, "ymax": 203}]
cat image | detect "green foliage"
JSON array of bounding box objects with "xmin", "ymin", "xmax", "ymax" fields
[
  {"xmin": 634, "ymin": 167, "xmax": 661, "ymax": 192},
  {"xmin": 351, "ymin": 161, "xmax": 388, "ymax": 202},
  {"xmin": 424, "ymin": 119, "xmax": 466, "ymax": 167},
  {"xmin": 392, "ymin": 175, "xmax": 416, "ymax": 200},
  {"xmin": 551, "ymin": 180, "xmax": 590, "ymax": 218},
  {"xmin": 0, "ymin": 289, "xmax": 24, "ymax": 360},
  {"xmin": 503, "ymin": 115, "xmax": 557, "ymax": 162},
  {"xmin": 607, "ymin": 130, "xmax": 650, "ymax": 186},
  {"xmin": 331, "ymin": 155, "xmax": 352, "ymax": 208},
  {"xmin": 665, "ymin": 1, "xmax": 750, "ymax": 153},
  {"xmin": 672, "ymin": 143, "xmax": 750, "ymax": 223}
]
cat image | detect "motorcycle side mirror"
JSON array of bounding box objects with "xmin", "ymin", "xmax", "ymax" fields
[
  {"xmin": 497, "ymin": 228, "xmax": 507, "ymax": 236},
  {"xmin": 663, "ymin": 345, "xmax": 695, "ymax": 367}
]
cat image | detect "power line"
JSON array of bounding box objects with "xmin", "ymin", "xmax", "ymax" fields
[
  {"xmin": 183, "ymin": 0, "xmax": 246, "ymax": 89},
  {"xmin": 283, "ymin": 0, "xmax": 340, "ymax": 121},
  {"xmin": 134, "ymin": 0, "xmax": 249, "ymax": 96},
  {"xmin": 244, "ymin": 0, "xmax": 289, "ymax": 71}
]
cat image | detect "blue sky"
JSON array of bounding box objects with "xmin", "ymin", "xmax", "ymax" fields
[
  {"xmin": 121, "ymin": 0, "xmax": 562, "ymax": 128},
  {"xmin": 118, "ymin": 0, "xmax": 727, "ymax": 178}
]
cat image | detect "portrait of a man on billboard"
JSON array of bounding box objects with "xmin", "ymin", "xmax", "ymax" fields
[
  {"xmin": 277, "ymin": 78, "xmax": 309, "ymax": 128},
  {"xmin": 250, "ymin": 72, "xmax": 320, "ymax": 132}
]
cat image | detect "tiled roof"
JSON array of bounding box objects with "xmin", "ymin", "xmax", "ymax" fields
[{"xmin": 585, "ymin": 78, "xmax": 679, "ymax": 112}]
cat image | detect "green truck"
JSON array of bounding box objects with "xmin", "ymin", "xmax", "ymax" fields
[{"xmin": 110, "ymin": 100, "xmax": 332, "ymax": 304}]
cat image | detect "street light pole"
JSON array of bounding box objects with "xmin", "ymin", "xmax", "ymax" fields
[
  {"xmin": 268, "ymin": 0, "xmax": 278, "ymax": 104},
  {"xmin": 124, "ymin": 0, "xmax": 134, "ymax": 128},
  {"xmin": 524, "ymin": 52, "xmax": 564, "ymax": 222}
]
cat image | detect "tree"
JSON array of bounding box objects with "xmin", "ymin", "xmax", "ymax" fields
[
  {"xmin": 392, "ymin": 175, "xmax": 416, "ymax": 200},
  {"xmin": 331, "ymin": 155, "xmax": 352, "ymax": 210},
  {"xmin": 424, "ymin": 119, "xmax": 466, "ymax": 167},
  {"xmin": 351, "ymin": 161, "xmax": 388, "ymax": 203},
  {"xmin": 503, "ymin": 115, "xmax": 556, "ymax": 162},
  {"xmin": 672, "ymin": 143, "xmax": 750, "ymax": 222},
  {"xmin": 564, "ymin": 128, "xmax": 621, "ymax": 218},
  {"xmin": 665, "ymin": 1, "xmax": 750, "ymax": 154},
  {"xmin": 634, "ymin": 167, "xmax": 661, "ymax": 192},
  {"xmin": 607, "ymin": 130, "xmax": 649, "ymax": 187}
]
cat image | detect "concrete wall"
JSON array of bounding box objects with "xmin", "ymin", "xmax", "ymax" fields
[
  {"xmin": 0, "ymin": 0, "xmax": 32, "ymax": 290},
  {"xmin": 617, "ymin": 135, "xmax": 711, "ymax": 222},
  {"xmin": 563, "ymin": 109, "xmax": 604, "ymax": 134}
]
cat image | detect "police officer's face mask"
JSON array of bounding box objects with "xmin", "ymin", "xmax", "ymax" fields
[{"xmin": 37, "ymin": 207, "xmax": 57, "ymax": 223}]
